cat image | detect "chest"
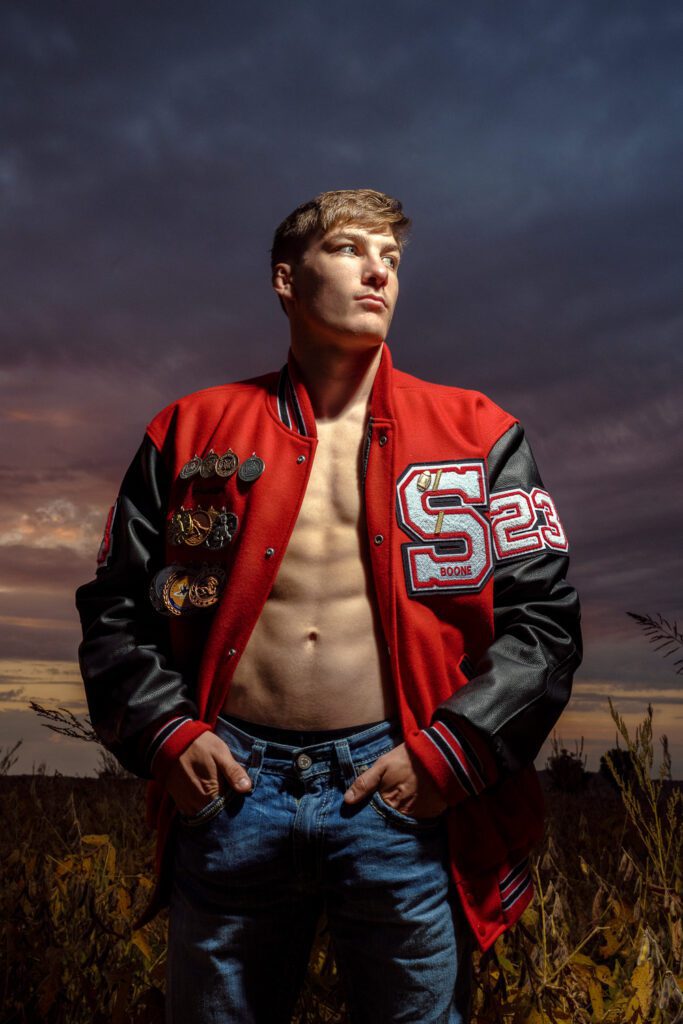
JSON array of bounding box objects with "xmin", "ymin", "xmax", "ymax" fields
[{"xmin": 294, "ymin": 414, "xmax": 368, "ymax": 531}]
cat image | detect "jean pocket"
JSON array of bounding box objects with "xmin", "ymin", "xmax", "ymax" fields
[
  {"xmin": 177, "ymin": 755, "xmax": 259, "ymax": 830},
  {"xmin": 353, "ymin": 752, "xmax": 444, "ymax": 832},
  {"xmin": 178, "ymin": 793, "xmax": 228, "ymax": 829},
  {"xmin": 370, "ymin": 790, "xmax": 445, "ymax": 831}
]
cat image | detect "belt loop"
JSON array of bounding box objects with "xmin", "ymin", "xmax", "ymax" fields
[
  {"xmin": 334, "ymin": 738, "xmax": 357, "ymax": 789},
  {"xmin": 248, "ymin": 739, "xmax": 265, "ymax": 786}
]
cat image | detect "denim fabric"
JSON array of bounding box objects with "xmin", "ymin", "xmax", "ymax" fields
[{"xmin": 166, "ymin": 714, "xmax": 474, "ymax": 1024}]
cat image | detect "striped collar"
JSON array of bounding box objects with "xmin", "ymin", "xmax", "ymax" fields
[
  {"xmin": 276, "ymin": 357, "xmax": 311, "ymax": 436},
  {"xmin": 275, "ymin": 342, "xmax": 395, "ymax": 437}
]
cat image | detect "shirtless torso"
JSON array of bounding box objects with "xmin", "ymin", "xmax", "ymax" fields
[{"xmin": 222, "ymin": 394, "xmax": 396, "ymax": 729}]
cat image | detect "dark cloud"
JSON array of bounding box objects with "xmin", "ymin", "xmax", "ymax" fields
[
  {"xmin": 0, "ymin": 626, "xmax": 80, "ymax": 663},
  {"xmin": 0, "ymin": 546, "xmax": 94, "ymax": 591},
  {"xmin": 0, "ymin": 687, "xmax": 25, "ymax": 701},
  {"xmin": 1, "ymin": 2, "xmax": 681, "ymax": 374}
]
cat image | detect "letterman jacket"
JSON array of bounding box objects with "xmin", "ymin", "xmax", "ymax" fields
[{"xmin": 75, "ymin": 341, "xmax": 582, "ymax": 953}]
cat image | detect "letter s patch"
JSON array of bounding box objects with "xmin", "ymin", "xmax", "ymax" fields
[{"xmin": 396, "ymin": 460, "xmax": 493, "ymax": 595}]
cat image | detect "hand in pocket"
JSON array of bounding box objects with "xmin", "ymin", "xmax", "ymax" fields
[
  {"xmin": 165, "ymin": 730, "xmax": 252, "ymax": 817},
  {"xmin": 343, "ymin": 742, "xmax": 448, "ymax": 819}
]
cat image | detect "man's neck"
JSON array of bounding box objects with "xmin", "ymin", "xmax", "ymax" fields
[{"xmin": 290, "ymin": 338, "xmax": 384, "ymax": 422}]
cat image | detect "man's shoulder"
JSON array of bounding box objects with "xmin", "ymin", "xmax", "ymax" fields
[
  {"xmin": 392, "ymin": 366, "xmax": 517, "ymax": 439},
  {"xmin": 145, "ymin": 370, "xmax": 276, "ymax": 449}
]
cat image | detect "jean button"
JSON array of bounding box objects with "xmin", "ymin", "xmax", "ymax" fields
[{"xmin": 296, "ymin": 753, "xmax": 312, "ymax": 770}]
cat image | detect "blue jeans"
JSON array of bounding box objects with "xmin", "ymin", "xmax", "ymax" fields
[{"xmin": 166, "ymin": 714, "xmax": 474, "ymax": 1023}]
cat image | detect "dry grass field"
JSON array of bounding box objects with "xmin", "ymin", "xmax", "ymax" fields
[{"xmin": 1, "ymin": 702, "xmax": 681, "ymax": 1024}]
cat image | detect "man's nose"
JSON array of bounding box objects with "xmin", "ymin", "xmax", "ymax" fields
[{"xmin": 363, "ymin": 255, "xmax": 389, "ymax": 284}]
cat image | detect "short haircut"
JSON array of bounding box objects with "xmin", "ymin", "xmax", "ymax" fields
[{"xmin": 271, "ymin": 188, "xmax": 411, "ymax": 310}]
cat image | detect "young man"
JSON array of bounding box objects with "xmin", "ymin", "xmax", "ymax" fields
[{"xmin": 76, "ymin": 188, "xmax": 581, "ymax": 1023}]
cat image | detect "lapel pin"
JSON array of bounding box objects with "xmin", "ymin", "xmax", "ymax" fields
[{"xmin": 238, "ymin": 452, "xmax": 265, "ymax": 482}]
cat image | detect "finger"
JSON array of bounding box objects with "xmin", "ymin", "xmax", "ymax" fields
[
  {"xmin": 344, "ymin": 764, "xmax": 382, "ymax": 803},
  {"xmin": 215, "ymin": 748, "xmax": 252, "ymax": 792},
  {"xmin": 378, "ymin": 785, "xmax": 401, "ymax": 805}
]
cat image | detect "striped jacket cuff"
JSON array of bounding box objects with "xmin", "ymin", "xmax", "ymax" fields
[
  {"xmin": 142, "ymin": 716, "xmax": 213, "ymax": 783},
  {"xmin": 406, "ymin": 714, "xmax": 499, "ymax": 807}
]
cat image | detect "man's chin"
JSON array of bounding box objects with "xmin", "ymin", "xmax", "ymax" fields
[
  {"xmin": 294, "ymin": 317, "xmax": 389, "ymax": 354},
  {"xmin": 337, "ymin": 318, "xmax": 391, "ymax": 346},
  {"xmin": 333, "ymin": 332, "xmax": 387, "ymax": 352}
]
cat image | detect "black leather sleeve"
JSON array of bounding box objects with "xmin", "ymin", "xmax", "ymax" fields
[
  {"xmin": 75, "ymin": 435, "xmax": 200, "ymax": 778},
  {"xmin": 433, "ymin": 422, "xmax": 582, "ymax": 777}
]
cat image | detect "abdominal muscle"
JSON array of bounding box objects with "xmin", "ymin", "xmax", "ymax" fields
[{"xmin": 221, "ymin": 411, "xmax": 397, "ymax": 730}]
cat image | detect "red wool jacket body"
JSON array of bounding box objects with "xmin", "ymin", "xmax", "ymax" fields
[{"xmin": 76, "ymin": 341, "xmax": 582, "ymax": 953}]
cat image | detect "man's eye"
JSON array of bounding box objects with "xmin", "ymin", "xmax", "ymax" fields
[
  {"xmin": 338, "ymin": 244, "xmax": 357, "ymax": 253},
  {"xmin": 383, "ymin": 256, "xmax": 398, "ymax": 269}
]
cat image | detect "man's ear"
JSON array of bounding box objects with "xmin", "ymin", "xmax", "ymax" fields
[{"xmin": 272, "ymin": 262, "xmax": 295, "ymax": 306}]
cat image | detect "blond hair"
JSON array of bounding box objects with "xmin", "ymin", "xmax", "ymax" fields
[{"xmin": 270, "ymin": 188, "xmax": 411, "ymax": 272}]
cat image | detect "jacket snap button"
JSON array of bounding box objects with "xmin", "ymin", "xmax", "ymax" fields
[
  {"xmin": 374, "ymin": 534, "xmax": 384, "ymax": 545},
  {"xmin": 379, "ymin": 435, "xmax": 388, "ymax": 446},
  {"xmin": 265, "ymin": 547, "xmax": 275, "ymax": 558},
  {"xmin": 296, "ymin": 455, "xmax": 306, "ymax": 464},
  {"xmin": 227, "ymin": 648, "xmax": 237, "ymax": 657},
  {"xmin": 296, "ymin": 753, "xmax": 312, "ymax": 770}
]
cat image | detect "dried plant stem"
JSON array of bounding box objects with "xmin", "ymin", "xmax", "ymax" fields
[
  {"xmin": 544, "ymin": 925, "xmax": 604, "ymax": 986},
  {"xmin": 606, "ymin": 698, "xmax": 679, "ymax": 901}
]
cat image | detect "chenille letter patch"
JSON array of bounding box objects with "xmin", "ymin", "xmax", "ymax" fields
[{"xmin": 396, "ymin": 460, "xmax": 568, "ymax": 596}]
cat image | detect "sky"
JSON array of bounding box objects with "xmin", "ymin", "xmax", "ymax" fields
[{"xmin": 1, "ymin": 1, "xmax": 682, "ymax": 777}]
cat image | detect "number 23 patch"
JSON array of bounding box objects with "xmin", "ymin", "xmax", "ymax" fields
[{"xmin": 396, "ymin": 460, "xmax": 568, "ymax": 596}]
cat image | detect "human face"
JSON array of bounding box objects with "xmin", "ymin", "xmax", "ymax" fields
[{"xmin": 274, "ymin": 222, "xmax": 401, "ymax": 349}]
